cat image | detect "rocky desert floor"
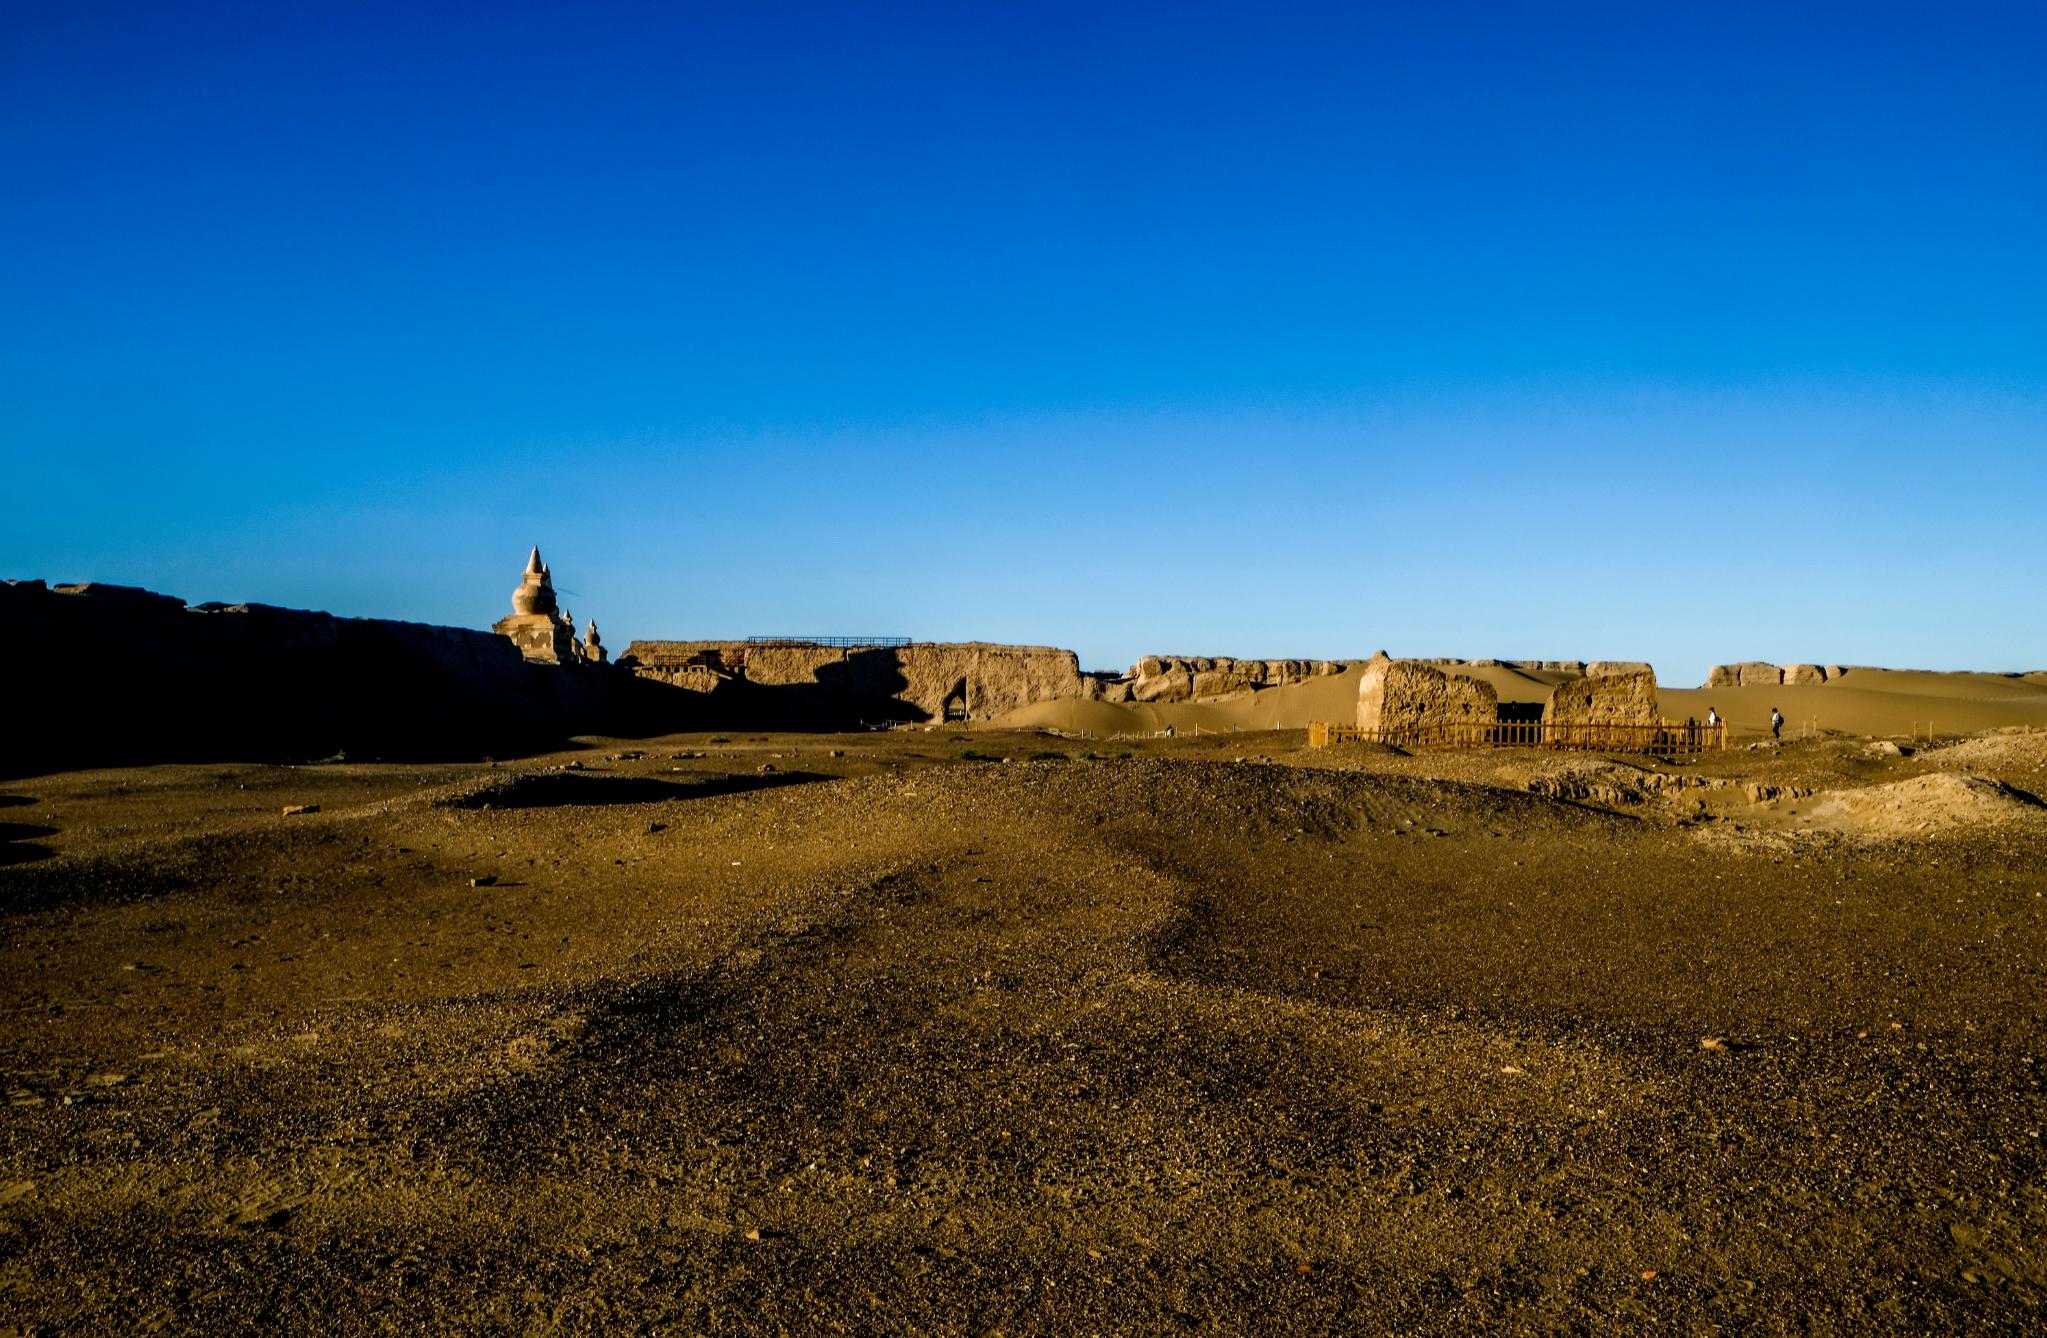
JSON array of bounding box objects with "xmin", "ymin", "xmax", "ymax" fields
[{"xmin": 1, "ymin": 728, "xmax": 2043, "ymax": 1334}]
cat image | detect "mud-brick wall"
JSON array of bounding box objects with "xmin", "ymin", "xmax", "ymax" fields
[
  {"xmin": 1543, "ymin": 669, "xmax": 1660, "ymax": 726},
  {"xmin": 1355, "ymin": 653, "xmax": 1498, "ymax": 730},
  {"xmin": 622, "ymin": 641, "xmax": 1091, "ymax": 721}
]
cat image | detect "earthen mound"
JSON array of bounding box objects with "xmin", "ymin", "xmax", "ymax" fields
[{"xmin": 1804, "ymin": 773, "xmax": 2044, "ymax": 837}]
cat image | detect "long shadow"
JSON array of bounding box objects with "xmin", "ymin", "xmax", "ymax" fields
[
  {"xmin": 0, "ymin": 822, "xmax": 56, "ymax": 867},
  {"xmin": 445, "ymin": 769, "xmax": 837, "ymax": 810},
  {"xmin": 615, "ymin": 645, "xmax": 945, "ymax": 737}
]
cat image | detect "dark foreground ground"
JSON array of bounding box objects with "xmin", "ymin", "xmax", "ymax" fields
[{"xmin": 0, "ymin": 729, "xmax": 2042, "ymax": 1334}]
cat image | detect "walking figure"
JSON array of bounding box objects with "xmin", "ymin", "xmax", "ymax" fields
[{"xmin": 1770, "ymin": 707, "xmax": 1784, "ymax": 740}]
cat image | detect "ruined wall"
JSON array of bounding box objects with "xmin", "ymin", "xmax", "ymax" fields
[
  {"xmin": 1, "ymin": 579, "xmax": 614, "ymax": 773},
  {"xmin": 1704, "ymin": 662, "xmax": 1844, "ymax": 687},
  {"xmin": 622, "ymin": 641, "xmax": 1091, "ymax": 722},
  {"xmin": 1706, "ymin": 662, "xmax": 1781, "ymax": 687},
  {"xmin": 1126, "ymin": 656, "xmax": 1344, "ymax": 704},
  {"xmin": 1355, "ymin": 652, "xmax": 1499, "ymax": 730},
  {"xmin": 1543, "ymin": 668, "xmax": 1660, "ymax": 726}
]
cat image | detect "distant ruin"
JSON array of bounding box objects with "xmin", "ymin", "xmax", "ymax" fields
[
  {"xmin": 1308, "ymin": 653, "xmax": 1714, "ymax": 754},
  {"xmin": 1705, "ymin": 661, "xmax": 1848, "ymax": 686},
  {"xmin": 1122, "ymin": 656, "xmax": 1345, "ymax": 704},
  {"xmin": 0, "ymin": 575, "xmax": 614, "ymax": 773},
  {"xmin": 1543, "ymin": 666, "xmax": 1660, "ymax": 727},
  {"xmin": 493, "ymin": 548, "xmax": 595, "ymax": 666},
  {"xmin": 624, "ymin": 639, "xmax": 1102, "ymax": 723},
  {"xmin": 1355, "ymin": 652, "xmax": 1498, "ymax": 730}
]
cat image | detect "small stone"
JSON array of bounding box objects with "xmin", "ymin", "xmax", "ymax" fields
[
  {"xmin": 470, "ymin": 876, "xmax": 497, "ymax": 887},
  {"xmin": 1700, "ymin": 1037, "xmax": 1728, "ymax": 1051},
  {"xmin": 281, "ymin": 804, "xmax": 318, "ymax": 816},
  {"xmin": 758, "ymin": 764, "xmax": 776, "ymax": 773}
]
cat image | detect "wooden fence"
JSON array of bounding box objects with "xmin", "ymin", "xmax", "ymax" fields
[{"xmin": 1308, "ymin": 719, "xmax": 1726, "ymax": 756}]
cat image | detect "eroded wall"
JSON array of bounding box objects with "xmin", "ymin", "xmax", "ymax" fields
[
  {"xmin": 1543, "ymin": 669, "xmax": 1660, "ymax": 726},
  {"xmin": 623, "ymin": 641, "xmax": 1092, "ymax": 722},
  {"xmin": 1355, "ymin": 652, "xmax": 1499, "ymax": 730}
]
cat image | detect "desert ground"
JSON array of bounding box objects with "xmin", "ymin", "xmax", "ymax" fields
[{"xmin": 2, "ymin": 724, "xmax": 2045, "ymax": 1334}]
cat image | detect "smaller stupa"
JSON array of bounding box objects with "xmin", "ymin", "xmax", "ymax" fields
[
  {"xmin": 493, "ymin": 547, "xmax": 580, "ymax": 664},
  {"xmin": 584, "ymin": 619, "xmax": 607, "ymax": 664}
]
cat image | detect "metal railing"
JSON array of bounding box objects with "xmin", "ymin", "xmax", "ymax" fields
[
  {"xmin": 1308, "ymin": 719, "xmax": 1726, "ymax": 755},
  {"xmin": 745, "ymin": 646, "xmax": 912, "ymax": 654}
]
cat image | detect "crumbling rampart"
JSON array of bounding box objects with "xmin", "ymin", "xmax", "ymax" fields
[
  {"xmin": 1, "ymin": 578, "xmax": 613, "ymax": 773},
  {"xmin": 1355, "ymin": 652, "xmax": 1499, "ymax": 730},
  {"xmin": 1544, "ymin": 668, "xmax": 1660, "ymax": 727},
  {"xmin": 624, "ymin": 641, "xmax": 1093, "ymax": 722},
  {"xmin": 1705, "ymin": 662, "xmax": 1848, "ymax": 687},
  {"xmin": 1123, "ymin": 656, "xmax": 1346, "ymax": 704}
]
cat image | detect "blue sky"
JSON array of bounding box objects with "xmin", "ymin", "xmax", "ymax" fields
[{"xmin": 4, "ymin": 2, "xmax": 2043, "ymax": 683}]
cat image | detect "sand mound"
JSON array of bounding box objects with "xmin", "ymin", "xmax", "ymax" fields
[
  {"xmin": 1921, "ymin": 730, "xmax": 2047, "ymax": 772},
  {"xmin": 1804, "ymin": 773, "xmax": 2043, "ymax": 837}
]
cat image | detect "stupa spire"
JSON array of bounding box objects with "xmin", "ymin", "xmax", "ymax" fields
[
  {"xmin": 509, "ymin": 545, "xmax": 559, "ymax": 618},
  {"xmin": 494, "ymin": 546, "xmax": 583, "ymax": 665}
]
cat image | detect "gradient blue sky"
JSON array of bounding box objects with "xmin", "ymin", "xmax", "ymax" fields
[{"xmin": 4, "ymin": 1, "xmax": 2043, "ymax": 683}]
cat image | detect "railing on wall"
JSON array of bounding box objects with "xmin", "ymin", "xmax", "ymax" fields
[
  {"xmin": 746, "ymin": 636, "xmax": 913, "ymax": 648},
  {"xmin": 1308, "ymin": 720, "xmax": 1726, "ymax": 755}
]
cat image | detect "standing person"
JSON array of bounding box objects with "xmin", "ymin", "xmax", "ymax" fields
[
  {"xmin": 1706, "ymin": 707, "xmax": 1721, "ymax": 729},
  {"xmin": 1770, "ymin": 707, "xmax": 1784, "ymax": 740}
]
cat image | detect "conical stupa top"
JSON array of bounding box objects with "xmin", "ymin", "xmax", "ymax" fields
[{"xmin": 510, "ymin": 546, "xmax": 559, "ymax": 616}]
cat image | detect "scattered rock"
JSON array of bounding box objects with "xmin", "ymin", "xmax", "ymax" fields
[
  {"xmin": 281, "ymin": 804, "xmax": 318, "ymax": 816},
  {"xmin": 470, "ymin": 876, "xmax": 497, "ymax": 887}
]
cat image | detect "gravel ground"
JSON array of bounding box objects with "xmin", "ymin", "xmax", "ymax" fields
[{"xmin": 0, "ymin": 730, "xmax": 2042, "ymax": 1334}]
